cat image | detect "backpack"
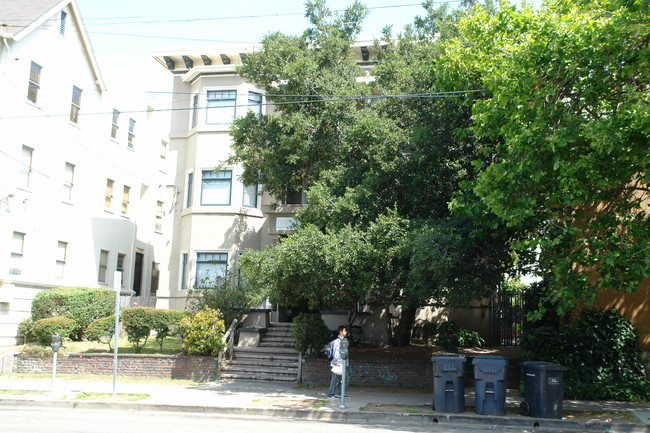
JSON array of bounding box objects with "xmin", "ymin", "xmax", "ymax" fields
[{"xmin": 325, "ymin": 339, "xmax": 336, "ymax": 360}]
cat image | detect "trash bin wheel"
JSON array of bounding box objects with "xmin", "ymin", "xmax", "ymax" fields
[{"xmin": 519, "ymin": 401, "xmax": 530, "ymax": 416}]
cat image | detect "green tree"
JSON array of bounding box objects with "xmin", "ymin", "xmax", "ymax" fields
[
  {"xmin": 442, "ymin": 0, "xmax": 650, "ymax": 316},
  {"xmin": 232, "ymin": 0, "xmax": 515, "ymax": 345}
]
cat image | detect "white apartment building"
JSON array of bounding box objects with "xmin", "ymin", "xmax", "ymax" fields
[{"xmin": 0, "ymin": 0, "xmax": 173, "ymax": 345}]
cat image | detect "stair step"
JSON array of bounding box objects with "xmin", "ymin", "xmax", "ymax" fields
[
  {"xmin": 235, "ymin": 346, "xmax": 298, "ymax": 354},
  {"xmin": 220, "ymin": 372, "xmax": 297, "ymax": 383},
  {"xmin": 269, "ymin": 322, "xmax": 293, "ymax": 327},
  {"xmin": 226, "ymin": 360, "xmax": 298, "ymax": 369},
  {"xmin": 224, "ymin": 364, "xmax": 298, "ymax": 374},
  {"xmin": 259, "ymin": 342, "xmax": 295, "ymax": 348},
  {"xmin": 233, "ymin": 353, "xmax": 298, "ymax": 362}
]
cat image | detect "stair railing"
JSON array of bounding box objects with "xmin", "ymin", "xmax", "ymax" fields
[{"xmin": 217, "ymin": 318, "xmax": 238, "ymax": 380}]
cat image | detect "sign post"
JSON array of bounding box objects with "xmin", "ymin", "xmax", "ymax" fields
[
  {"xmin": 50, "ymin": 333, "xmax": 61, "ymax": 394},
  {"xmin": 112, "ymin": 271, "xmax": 122, "ymax": 398}
]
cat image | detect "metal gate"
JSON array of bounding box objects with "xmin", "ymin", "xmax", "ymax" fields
[{"xmin": 491, "ymin": 291, "xmax": 524, "ymax": 346}]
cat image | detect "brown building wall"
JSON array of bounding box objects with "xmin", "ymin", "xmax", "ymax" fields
[{"xmin": 592, "ymin": 277, "xmax": 650, "ymax": 351}]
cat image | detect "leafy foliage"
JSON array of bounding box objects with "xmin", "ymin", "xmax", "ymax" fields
[
  {"xmin": 31, "ymin": 287, "xmax": 114, "ymax": 340},
  {"xmin": 521, "ymin": 309, "xmax": 650, "ymax": 401},
  {"xmin": 85, "ymin": 316, "xmax": 116, "ymax": 352},
  {"xmin": 178, "ymin": 308, "xmax": 225, "ymax": 356},
  {"xmin": 292, "ymin": 313, "xmax": 333, "ymax": 357},
  {"xmin": 186, "ymin": 271, "xmax": 262, "ymax": 328},
  {"xmin": 17, "ymin": 318, "xmax": 34, "ymax": 343},
  {"xmin": 232, "ymin": 0, "xmax": 514, "ymax": 346},
  {"xmin": 443, "ymin": 0, "xmax": 650, "ymax": 315},
  {"xmin": 31, "ymin": 317, "xmax": 76, "ymax": 346},
  {"xmin": 150, "ymin": 309, "xmax": 189, "ymax": 353},
  {"xmin": 434, "ymin": 321, "xmax": 484, "ymax": 352},
  {"xmin": 121, "ymin": 307, "xmax": 156, "ymax": 353}
]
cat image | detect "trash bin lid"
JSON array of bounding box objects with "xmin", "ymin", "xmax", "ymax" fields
[{"xmin": 521, "ymin": 361, "xmax": 567, "ymax": 371}]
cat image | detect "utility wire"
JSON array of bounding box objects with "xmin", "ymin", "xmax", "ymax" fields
[{"xmin": 1, "ymin": 90, "xmax": 487, "ymax": 120}]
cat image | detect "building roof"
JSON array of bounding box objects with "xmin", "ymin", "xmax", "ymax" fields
[
  {"xmin": 0, "ymin": 0, "xmax": 106, "ymax": 91},
  {"xmin": 0, "ymin": 0, "xmax": 66, "ymax": 39}
]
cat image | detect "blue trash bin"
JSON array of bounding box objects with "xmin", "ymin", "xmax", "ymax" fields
[
  {"xmin": 431, "ymin": 353, "xmax": 466, "ymax": 413},
  {"xmin": 472, "ymin": 355, "xmax": 508, "ymax": 415}
]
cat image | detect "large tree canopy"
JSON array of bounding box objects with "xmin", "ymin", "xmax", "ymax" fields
[
  {"xmin": 233, "ymin": 0, "xmax": 514, "ymax": 345},
  {"xmin": 442, "ymin": 0, "xmax": 650, "ymax": 315}
]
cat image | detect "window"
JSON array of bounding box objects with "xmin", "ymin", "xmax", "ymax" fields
[
  {"xmin": 10, "ymin": 232, "xmax": 25, "ymax": 275},
  {"xmin": 116, "ymin": 253, "xmax": 125, "ymax": 287},
  {"xmin": 195, "ymin": 252, "xmax": 227, "ymax": 288},
  {"xmin": 248, "ymin": 92, "xmax": 263, "ymax": 115},
  {"xmin": 151, "ymin": 262, "xmax": 160, "ymax": 295},
  {"xmin": 180, "ymin": 252, "xmax": 188, "ymax": 290},
  {"xmin": 160, "ymin": 140, "xmax": 168, "ymax": 159},
  {"xmin": 98, "ymin": 250, "xmax": 109, "ymax": 283},
  {"xmin": 55, "ymin": 241, "xmax": 67, "ymax": 278},
  {"xmin": 27, "ymin": 62, "xmax": 42, "ymax": 103},
  {"xmin": 111, "ymin": 109, "xmax": 120, "ymax": 139},
  {"xmin": 70, "ymin": 86, "xmax": 82, "ymax": 123},
  {"xmin": 127, "ymin": 118, "xmax": 136, "ymax": 149},
  {"xmin": 191, "ymin": 94, "xmax": 199, "ymax": 128},
  {"xmin": 122, "ymin": 185, "xmax": 130, "ymax": 214},
  {"xmin": 201, "ymin": 170, "xmax": 232, "ymax": 205},
  {"xmin": 206, "ymin": 90, "xmax": 236, "ymax": 124},
  {"xmin": 155, "ymin": 201, "xmax": 163, "ymax": 233},
  {"xmin": 243, "ymin": 183, "xmax": 258, "ymax": 208},
  {"xmin": 63, "ymin": 162, "xmax": 74, "ymax": 201},
  {"xmin": 59, "ymin": 11, "xmax": 67, "ymax": 35},
  {"xmin": 285, "ymin": 186, "xmax": 307, "ymax": 205},
  {"xmin": 186, "ymin": 172, "xmax": 193, "ymax": 208},
  {"xmin": 20, "ymin": 145, "xmax": 34, "ymax": 188},
  {"xmin": 105, "ymin": 179, "xmax": 114, "ymax": 209}
]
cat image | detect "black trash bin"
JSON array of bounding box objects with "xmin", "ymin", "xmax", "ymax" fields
[
  {"xmin": 520, "ymin": 361, "xmax": 567, "ymax": 419},
  {"xmin": 431, "ymin": 353, "xmax": 466, "ymax": 413},
  {"xmin": 473, "ymin": 355, "xmax": 508, "ymax": 415}
]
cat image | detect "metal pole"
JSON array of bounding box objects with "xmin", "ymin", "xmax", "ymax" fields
[
  {"xmin": 339, "ymin": 359, "xmax": 347, "ymax": 409},
  {"xmin": 112, "ymin": 271, "xmax": 122, "ymax": 398},
  {"xmin": 50, "ymin": 351, "xmax": 57, "ymax": 394}
]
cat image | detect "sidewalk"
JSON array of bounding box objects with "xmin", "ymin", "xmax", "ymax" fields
[{"xmin": 0, "ymin": 375, "xmax": 648, "ymax": 432}]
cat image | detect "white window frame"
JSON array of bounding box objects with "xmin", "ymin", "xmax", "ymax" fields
[
  {"xmin": 122, "ymin": 185, "xmax": 130, "ymax": 214},
  {"xmin": 70, "ymin": 86, "xmax": 82, "ymax": 123},
  {"xmin": 243, "ymin": 183, "xmax": 258, "ymax": 208},
  {"xmin": 127, "ymin": 118, "xmax": 136, "ymax": 149},
  {"xmin": 98, "ymin": 249, "xmax": 109, "ymax": 283},
  {"xmin": 248, "ymin": 91, "xmax": 263, "ymax": 115},
  {"xmin": 55, "ymin": 241, "xmax": 67, "ymax": 278},
  {"xmin": 20, "ymin": 145, "xmax": 34, "ymax": 188},
  {"xmin": 111, "ymin": 109, "xmax": 120, "ymax": 139},
  {"xmin": 27, "ymin": 62, "xmax": 42, "ymax": 103},
  {"xmin": 116, "ymin": 253, "xmax": 126, "ymax": 287},
  {"xmin": 10, "ymin": 231, "xmax": 25, "ymax": 275},
  {"xmin": 195, "ymin": 252, "xmax": 228, "ymax": 288},
  {"xmin": 180, "ymin": 252, "xmax": 188, "ymax": 290},
  {"xmin": 206, "ymin": 90, "xmax": 236, "ymax": 125},
  {"xmin": 63, "ymin": 162, "xmax": 75, "ymax": 201},
  {"xmin": 200, "ymin": 169, "xmax": 232, "ymax": 206}
]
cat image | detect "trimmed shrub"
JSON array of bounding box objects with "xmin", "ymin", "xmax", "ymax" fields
[
  {"xmin": 32, "ymin": 317, "xmax": 75, "ymax": 346},
  {"xmin": 121, "ymin": 307, "xmax": 156, "ymax": 353},
  {"xmin": 150, "ymin": 309, "xmax": 189, "ymax": 353},
  {"xmin": 17, "ymin": 317, "xmax": 34, "ymax": 343},
  {"xmin": 31, "ymin": 287, "xmax": 114, "ymax": 340},
  {"xmin": 178, "ymin": 308, "xmax": 225, "ymax": 356},
  {"xmin": 292, "ymin": 313, "xmax": 332, "ymax": 357},
  {"xmin": 86, "ymin": 316, "xmax": 116, "ymax": 352}
]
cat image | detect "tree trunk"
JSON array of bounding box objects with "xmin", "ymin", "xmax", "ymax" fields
[{"xmin": 395, "ymin": 304, "xmax": 417, "ymax": 347}]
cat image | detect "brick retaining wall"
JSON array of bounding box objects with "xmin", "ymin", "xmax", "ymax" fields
[{"xmin": 14, "ymin": 353, "xmax": 217, "ymax": 382}]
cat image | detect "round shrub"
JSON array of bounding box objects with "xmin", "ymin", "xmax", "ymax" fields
[
  {"xmin": 86, "ymin": 316, "xmax": 116, "ymax": 352},
  {"xmin": 32, "ymin": 317, "xmax": 75, "ymax": 346},
  {"xmin": 178, "ymin": 308, "xmax": 225, "ymax": 356},
  {"xmin": 31, "ymin": 287, "xmax": 114, "ymax": 340},
  {"xmin": 121, "ymin": 307, "xmax": 156, "ymax": 353},
  {"xmin": 17, "ymin": 317, "xmax": 34, "ymax": 343},
  {"xmin": 292, "ymin": 313, "xmax": 332, "ymax": 357},
  {"xmin": 150, "ymin": 309, "xmax": 188, "ymax": 353}
]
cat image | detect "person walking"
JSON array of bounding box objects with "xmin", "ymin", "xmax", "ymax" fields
[{"xmin": 327, "ymin": 325, "xmax": 349, "ymax": 399}]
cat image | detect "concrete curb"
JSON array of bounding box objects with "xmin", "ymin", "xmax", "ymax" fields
[{"xmin": 3, "ymin": 398, "xmax": 647, "ymax": 432}]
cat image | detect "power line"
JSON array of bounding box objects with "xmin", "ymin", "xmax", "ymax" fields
[{"xmin": 1, "ymin": 90, "xmax": 487, "ymax": 119}]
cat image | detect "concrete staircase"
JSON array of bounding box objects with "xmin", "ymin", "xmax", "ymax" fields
[{"xmin": 221, "ymin": 322, "xmax": 300, "ymax": 383}]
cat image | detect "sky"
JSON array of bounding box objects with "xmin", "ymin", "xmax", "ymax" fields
[{"xmin": 75, "ymin": 0, "xmax": 435, "ymax": 93}]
